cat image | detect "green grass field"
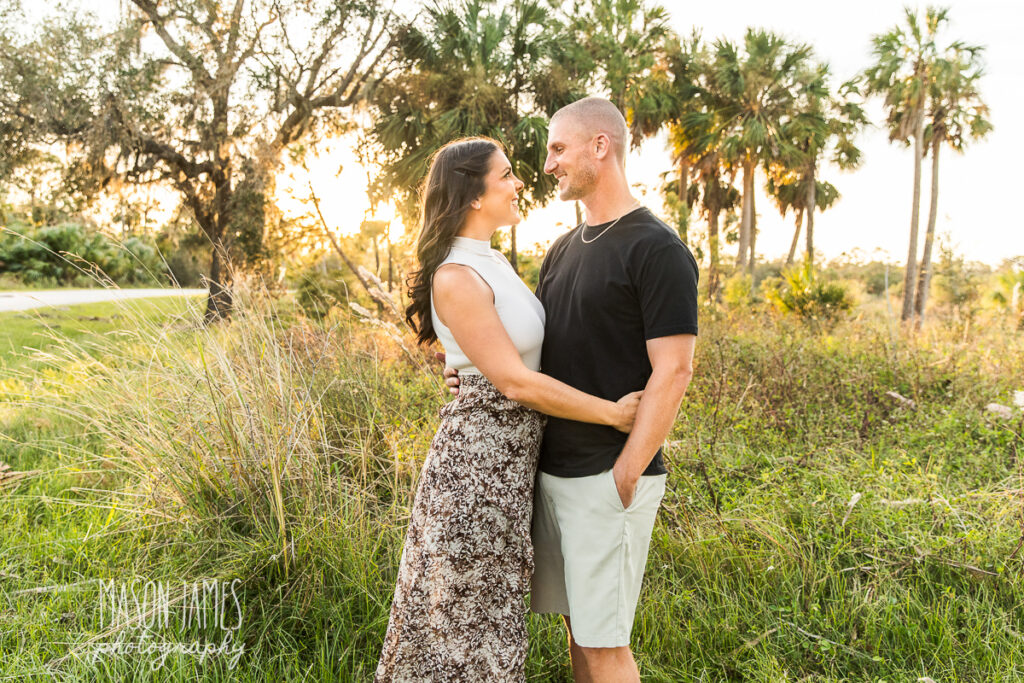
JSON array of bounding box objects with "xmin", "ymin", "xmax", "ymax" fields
[
  {"xmin": 1, "ymin": 293, "xmax": 1022, "ymax": 681},
  {"xmin": 0, "ymin": 297, "xmax": 199, "ymax": 371}
]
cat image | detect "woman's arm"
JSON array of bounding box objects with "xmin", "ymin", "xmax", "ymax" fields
[{"xmin": 433, "ymin": 264, "xmax": 639, "ymax": 431}]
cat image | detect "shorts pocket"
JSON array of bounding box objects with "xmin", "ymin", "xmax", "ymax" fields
[{"xmin": 605, "ymin": 469, "xmax": 631, "ymax": 513}]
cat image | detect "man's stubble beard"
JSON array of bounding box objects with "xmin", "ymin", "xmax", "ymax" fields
[{"xmin": 559, "ymin": 160, "xmax": 597, "ymax": 202}]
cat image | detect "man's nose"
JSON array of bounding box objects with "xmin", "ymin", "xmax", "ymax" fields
[{"xmin": 543, "ymin": 155, "xmax": 555, "ymax": 174}]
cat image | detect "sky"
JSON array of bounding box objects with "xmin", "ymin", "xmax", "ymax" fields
[
  {"xmin": 619, "ymin": 0, "xmax": 1023, "ymax": 267},
  {"xmin": 49, "ymin": 1, "xmax": 1024, "ymax": 266},
  {"xmin": 369, "ymin": 0, "xmax": 1024, "ymax": 266}
]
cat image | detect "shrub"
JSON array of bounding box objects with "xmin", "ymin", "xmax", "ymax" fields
[
  {"xmin": 157, "ymin": 231, "xmax": 209, "ymax": 287},
  {"xmin": 763, "ymin": 262, "xmax": 854, "ymax": 323},
  {"xmin": 515, "ymin": 249, "xmax": 544, "ymax": 292},
  {"xmin": 295, "ymin": 267, "xmax": 349, "ymax": 320},
  {"xmin": 722, "ymin": 272, "xmax": 757, "ymax": 308},
  {"xmin": 862, "ymin": 260, "xmax": 900, "ymax": 296},
  {"xmin": 932, "ymin": 240, "xmax": 983, "ymax": 326},
  {"xmin": 991, "ymin": 261, "xmax": 1024, "ymax": 329},
  {"xmin": 0, "ymin": 222, "xmax": 169, "ymax": 286}
]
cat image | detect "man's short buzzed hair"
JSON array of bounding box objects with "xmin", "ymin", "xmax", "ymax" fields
[{"xmin": 551, "ymin": 97, "xmax": 628, "ymax": 165}]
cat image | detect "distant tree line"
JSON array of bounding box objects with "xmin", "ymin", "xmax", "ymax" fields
[{"xmin": 0, "ymin": 1, "xmax": 992, "ymax": 326}]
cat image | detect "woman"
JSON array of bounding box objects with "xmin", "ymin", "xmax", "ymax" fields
[{"xmin": 375, "ymin": 137, "xmax": 641, "ymax": 682}]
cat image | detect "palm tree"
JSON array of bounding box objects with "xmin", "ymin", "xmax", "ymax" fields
[
  {"xmin": 913, "ymin": 44, "xmax": 992, "ymax": 324},
  {"xmin": 628, "ymin": 35, "xmax": 739, "ymax": 298},
  {"xmin": 626, "ymin": 32, "xmax": 703, "ymax": 243},
  {"xmin": 556, "ymin": 0, "xmax": 673, "ymax": 227},
  {"xmin": 709, "ymin": 29, "xmax": 815, "ymax": 273},
  {"xmin": 367, "ymin": 0, "xmax": 580, "ymax": 272},
  {"xmin": 863, "ymin": 5, "xmax": 952, "ymax": 322},
  {"xmin": 689, "ymin": 146, "xmax": 739, "ymax": 299},
  {"xmin": 671, "ymin": 43, "xmax": 742, "ymax": 299},
  {"xmin": 564, "ymin": 0, "xmax": 672, "ymax": 113},
  {"xmin": 771, "ymin": 70, "xmax": 866, "ymax": 267},
  {"xmin": 767, "ymin": 170, "xmax": 839, "ymax": 265}
]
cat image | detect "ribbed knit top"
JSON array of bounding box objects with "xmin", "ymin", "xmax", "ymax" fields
[{"xmin": 431, "ymin": 236, "xmax": 546, "ymax": 375}]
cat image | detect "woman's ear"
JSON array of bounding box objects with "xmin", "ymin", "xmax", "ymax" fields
[{"xmin": 471, "ymin": 199, "xmax": 481, "ymax": 210}]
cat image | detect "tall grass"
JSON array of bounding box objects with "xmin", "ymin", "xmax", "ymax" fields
[
  {"xmin": 636, "ymin": 307, "xmax": 1024, "ymax": 680},
  {"xmin": 1, "ymin": 283, "xmax": 444, "ymax": 678},
  {"xmin": 2, "ymin": 287, "xmax": 1023, "ymax": 680}
]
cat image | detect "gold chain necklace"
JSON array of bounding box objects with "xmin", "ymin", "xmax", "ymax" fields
[{"xmin": 580, "ymin": 202, "xmax": 641, "ymax": 244}]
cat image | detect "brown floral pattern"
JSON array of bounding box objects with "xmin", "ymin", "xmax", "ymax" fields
[{"xmin": 375, "ymin": 374, "xmax": 545, "ymax": 682}]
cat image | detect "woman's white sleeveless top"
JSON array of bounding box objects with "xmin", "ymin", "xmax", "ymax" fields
[{"xmin": 430, "ymin": 236, "xmax": 546, "ymax": 375}]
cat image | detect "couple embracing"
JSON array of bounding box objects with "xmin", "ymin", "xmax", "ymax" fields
[{"xmin": 375, "ymin": 97, "xmax": 699, "ymax": 682}]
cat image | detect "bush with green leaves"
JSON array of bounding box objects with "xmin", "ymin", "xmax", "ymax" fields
[
  {"xmin": 295, "ymin": 267, "xmax": 350, "ymax": 320},
  {"xmin": 762, "ymin": 263, "xmax": 855, "ymax": 322},
  {"xmin": 862, "ymin": 260, "xmax": 900, "ymax": 296},
  {"xmin": 990, "ymin": 261, "xmax": 1023, "ymax": 328},
  {"xmin": 156, "ymin": 231, "xmax": 209, "ymax": 287},
  {"xmin": 722, "ymin": 272, "xmax": 758, "ymax": 308},
  {"xmin": 932, "ymin": 241, "xmax": 984, "ymax": 325},
  {"xmin": 0, "ymin": 222, "xmax": 169, "ymax": 286}
]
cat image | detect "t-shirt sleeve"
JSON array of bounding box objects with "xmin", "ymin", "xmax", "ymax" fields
[{"xmin": 634, "ymin": 236, "xmax": 699, "ymax": 339}]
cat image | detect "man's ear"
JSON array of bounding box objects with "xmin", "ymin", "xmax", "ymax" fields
[{"xmin": 593, "ymin": 133, "xmax": 611, "ymax": 160}]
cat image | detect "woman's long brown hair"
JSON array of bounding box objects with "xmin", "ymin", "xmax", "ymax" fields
[{"xmin": 406, "ymin": 137, "xmax": 502, "ymax": 345}]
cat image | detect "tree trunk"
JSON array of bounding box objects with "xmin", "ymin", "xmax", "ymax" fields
[
  {"xmin": 203, "ymin": 184, "xmax": 233, "ymax": 320},
  {"xmin": 747, "ymin": 188, "xmax": 757, "ymax": 273},
  {"xmin": 510, "ymin": 223, "xmax": 518, "ymax": 274},
  {"xmin": 786, "ymin": 209, "xmax": 803, "ymax": 265},
  {"xmin": 901, "ymin": 106, "xmax": 925, "ymax": 321},
  {"xmin": 805, "ymin": 163, "xmax": 817, "ymax": 268},
  {"xmin": 574, "ymin": 200, "xmax": 582, "ymax": 226},
  {"xmin": 914, "ymin": 134, "xmax": 942, "ymax": 326},
  {"xmin": 205, "ymin": 243, "xmax": 233, "ymax": 321},
  {"xmin": 678, "ymin": 156, "xmax": 689, "ymax": 202},
  {"xmin": 204, "ymin": 102, "xmax": 234, "ymax": 321},
  {"xmin": 678, "ymin": 156, "xmax": 690, "ymax": 245},
  {"xmin": 387, "ymin": 234, "xmax": 393, "ymax": 292},
  {"xmin": 708, "ymin": 190, "xmax": 721, "ymax": 299},
  {"xmin": 142, "ymin": 185, "xmax": 151, "ymax": 235},
  {"xmin": 737, "ymin": 158, "xmax": 754, "ymax": 268},
  {"xmin": 201, "ymin": 162, "xmax": 233, "ymax": 321},
  {"xmin": 203, "ymin": 218, "xmax": 233, "ymax": 320}
]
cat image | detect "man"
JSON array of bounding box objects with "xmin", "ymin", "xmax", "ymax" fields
[{"xmin": 448, "ymin": 96, "xmax": 698, "ymax": 682}]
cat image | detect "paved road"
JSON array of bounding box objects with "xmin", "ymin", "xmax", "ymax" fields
[{"xmin": 0, "ymin": 288, "xmax": 208, "ymax": 313}]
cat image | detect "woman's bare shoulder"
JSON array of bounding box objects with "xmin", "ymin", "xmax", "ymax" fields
[{"xmin": 432, "ymin": 263, "xmax": 493, "ymax": 304}]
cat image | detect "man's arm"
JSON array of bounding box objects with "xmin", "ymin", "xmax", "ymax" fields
[
  {"xmin": 433, "ymin": 264, "xmax": 641, "ymax": 431},
  {"xmin": 612, "ymin": 333, "xmax": 696, "ymax": 508}
]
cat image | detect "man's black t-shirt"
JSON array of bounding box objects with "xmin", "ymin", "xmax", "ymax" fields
[{"xmin": 536, "ymin": 207, "xmax": 699, "ymax": 478}]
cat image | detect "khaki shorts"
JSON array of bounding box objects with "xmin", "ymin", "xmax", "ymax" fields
[{"xmin": 530, "ymin": 468, "xmax": 666, "ymax": 648}]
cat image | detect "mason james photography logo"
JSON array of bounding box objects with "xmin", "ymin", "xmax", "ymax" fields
[{"xmin": 85, "ymin": 577, "xmax": 246, "ymax": 670}]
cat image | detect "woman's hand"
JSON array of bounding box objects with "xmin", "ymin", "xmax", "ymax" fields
[{"xmin": 611, "ymin": 391, "xmax": 643, "ymax": 433}]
